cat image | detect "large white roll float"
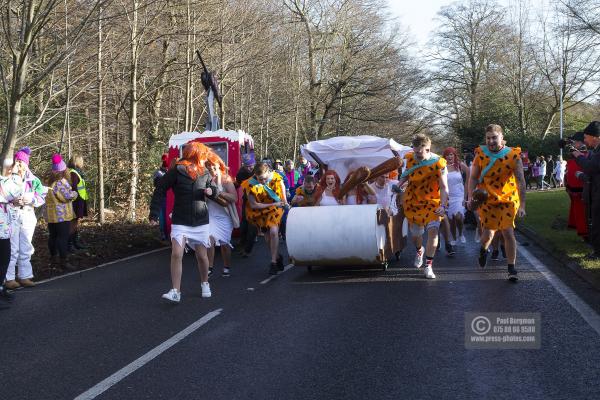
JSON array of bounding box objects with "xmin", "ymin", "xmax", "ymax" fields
[{"xmin": 286, "ymin": 204, "xmax": 387, "ymax": 266}]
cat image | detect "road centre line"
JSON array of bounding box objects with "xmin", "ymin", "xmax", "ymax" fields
[
  {"xmin": 520, "ymin": 245, "xmax": 600, "ymax": 336},
  {"xmin": 74, "ymin": 308, "xmax": 222, "ymax": 400},
  {"xmin": 260, "ymin": 264, "xmax": 294, "ymax": 285}
]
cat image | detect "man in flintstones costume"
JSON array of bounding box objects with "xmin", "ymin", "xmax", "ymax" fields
[
  {"xmin": 467, "ymin": 124, "xmax": 526, "ymax": 282},
  {"xmin": 397, "ymin": 133, "xmax": 449, "ymax": 279},
  {"xmin": 241, "ymin": 162, "xmax": 289, "ymax": 275}
]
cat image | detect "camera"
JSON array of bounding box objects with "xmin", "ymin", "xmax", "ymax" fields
[
  {"xmin": 558, "ymin": 138, "xmax": 586, "ymax": 153},
  {"xmin": 558, "ymin": 138, "xmax": 577, "ymax": 153}
]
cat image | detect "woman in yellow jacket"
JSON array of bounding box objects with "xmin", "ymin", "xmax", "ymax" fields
[{"xmin": 45, "ymin": 154, "xmax": 78, "ymax": 271}]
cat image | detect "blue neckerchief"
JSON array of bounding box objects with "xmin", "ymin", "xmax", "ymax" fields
[
  {"xmin": 400, "ymin": 156, "xmax": 440, "ymax": 179},
  {"xmin": 479, "ymin": 145, "xmax": 512, "ymax": 183},
  {"xmin": 249, "ymin": 176, "xmax": 281, "ymax": 203}
]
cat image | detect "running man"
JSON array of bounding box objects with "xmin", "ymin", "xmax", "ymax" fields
[
  {"xmin": 241, "ymin": 162, "xmax": 289, "ymax": 275},
  {"xmin": 467, "ymin": 124, "xmax": 526, "ymax": 281},
  {"xmin": 397, "ymin": 134, "xmax": 449, "ymax": 279}
]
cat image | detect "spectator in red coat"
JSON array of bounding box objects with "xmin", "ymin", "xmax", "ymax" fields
[{"xmin": 565, "ymin": 132, "xmax": 588, "ymax": 239}]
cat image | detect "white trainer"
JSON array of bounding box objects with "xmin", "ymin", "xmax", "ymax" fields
[
  {"xmin": 414, "ymin": 247, "xmax": 424, "ymax": 268},
  {"xmin": 474, "ymin": 231, "xmax": 481, "ymax": 243},
  {"xmin": 424, "ymin": 265, "xmax": 436, "ymax": 279},
  {"xmin": 201, "ymin": 282, "xmax": 212, "ymax": 298},
  {"xmin": 460, "ymin": 235, "xmax": 466, "ymax": 244},
  {"xmin": 162, "ymin": 288, "xmax": 181, "ymax": 303},
  {"xmin": 450, "ymin": 240, "xmax": 456, "ymax": 246}
]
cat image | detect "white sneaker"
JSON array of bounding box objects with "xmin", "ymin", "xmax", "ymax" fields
[
  {"xmin": 450, "ymin": 240, "xmax": 456, "ymax": 246},
  {"xmin": 162, "ymin": 288, "xmax": 181, "ymax": 303},
  {"xmin": 201, "ymin": 282, "xmax": 211, "ymax": 298},
  {"xmin": 460, "ymin": 235, "xmax": 466, "ymax": 244},
  {"xmin": 414, "ymin": 247, "xmax": 424, "ymax": 268},
  {"xmin": 474, "ymin": 231, "xmax": 481, "ymax": 243},
  {"xmin": 424, "ymin": 265, "xmax": 436, "ymax": 279}
]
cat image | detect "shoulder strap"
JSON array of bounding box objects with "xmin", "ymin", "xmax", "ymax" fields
[
  {"xmin": 479, "ymin": 146, "xmax": 512, "ymax": 184},
  {"xmin": 400, "ymin": 156, "xmax": 440, "ymax": 179},
  {"xmin": 249, "ymin": 177, "xmax": 281, "ymax": 203}
]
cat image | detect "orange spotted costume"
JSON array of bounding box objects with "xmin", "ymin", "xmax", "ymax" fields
[
  {"xmin": 473, "ymin": 145, "xmax": 521, "ymax": 230},
  {"xmin": 402, "ymin": 152, "xmax": 447, "ymax": 226},
  {"xmin": 241, "ymin": 172, "xmax": 285, "ymax": 229},
  {"xmin": 293, "ymin": 186, "xmax": 318, "ymax": 207}
]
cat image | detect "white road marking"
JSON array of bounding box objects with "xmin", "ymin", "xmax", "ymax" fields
[
  {"xmin": 260, "ymin": 264, "xmax": 294, "ymax": 285},
  {"xmin": 74, "ymin": 308, "xmax": 222, "ymax": 400},
  {"xmin": 36, "ymin": 247, "xmax": 170, "ymax": 286},
  {"xmin": 520, "ymin": 246, "xmax": 600, "ymax": 336}
]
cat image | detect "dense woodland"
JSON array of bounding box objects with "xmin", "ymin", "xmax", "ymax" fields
[{"xmin": 1, "ymin": 0, "xmax": 599, "ymax": 221}]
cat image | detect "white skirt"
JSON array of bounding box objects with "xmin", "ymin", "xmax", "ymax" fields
[
  {"xmin": 448, "ymin": 198, "xmax": 465, "ymax": 218},
  {"xmin": 208, "ymin": 200, "xmax": 233, "ymax": 248},
  {"xmin": 171, "ymin": 224, "xmax": 211, "ymax": 249}
]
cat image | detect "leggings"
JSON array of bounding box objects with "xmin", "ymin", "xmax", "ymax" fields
[
  {"xmin": 48, "ymin": 221, "xmax": 71, "ymax": 258},
  {"xmin": 0, "ymin": 238, "xmax": 11, "ymax": 282}
]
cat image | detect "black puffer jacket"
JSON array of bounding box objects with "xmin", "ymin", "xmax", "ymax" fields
[{"xmin": 150, "ymin": 165, "xmax": 218, "ymax": 227}]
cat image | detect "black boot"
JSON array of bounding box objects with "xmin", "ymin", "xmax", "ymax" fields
[
  {"xmin": 277, "ymin": 254, "xmax": 285, "ymax": 271},
  {"xmin": 0, "ymin": 286, "xmax": 14, "ymax": 305},
  {"xmin": 269, "ymin": 262, "xmax": 278, "ymax": 275}
]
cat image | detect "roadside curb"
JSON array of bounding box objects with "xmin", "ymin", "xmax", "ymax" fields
[
  {"xmin": 35, "ymin": 247, "xmax": 170, "ymax": 286},
  {"xmin": 516, "ymin": 223, "xmax": 600, "ymax": 291}
]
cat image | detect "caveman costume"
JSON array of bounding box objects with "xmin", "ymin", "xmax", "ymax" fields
[
  {"xmin": 402, "ymin": 152, "xmax": 447, "ymax": 226},
  {"xmin": 473, "ymin": 145, "xmax": 521, "ymax": 230},
  {"xmin": 293, "ymin": 185, "xmax": 318, "ymax": 207},
  {"xmin": 241, "ymin": 172, "xmax": 285, "ymax": 229}
]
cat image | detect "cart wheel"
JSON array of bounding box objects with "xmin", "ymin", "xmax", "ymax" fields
[
  {"xmin": 307, "ymin": 265, "xmax": 313, "ymax": 273},
  {"xmin": 382, "ymin": 261, "xmax": 389, "ymax": 271}
]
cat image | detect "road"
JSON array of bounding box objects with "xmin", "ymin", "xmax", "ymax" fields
[{"xmin": 1, "ymin": 231, "xmax": 599, "ymax": 400}]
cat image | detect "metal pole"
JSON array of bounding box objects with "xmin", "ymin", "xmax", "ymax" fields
[{"xmin": 559, "ymin": 76, "xmax": 563, "ymax": 159}]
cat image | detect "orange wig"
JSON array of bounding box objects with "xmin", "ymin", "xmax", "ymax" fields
[
  {"xmin": 315, "ymin": 169, "xmax": 341, "ymax": 203},
  {"xmin": 443, "ymin": 147, "xmax": 460, "ymax": 170},
  {"xmin": 177, "ymin": 141, "xmax": 212, "ymax": 179}
]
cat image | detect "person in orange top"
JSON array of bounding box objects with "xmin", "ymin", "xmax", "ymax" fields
[
  {"xmin": 467, "ymin": 124, "xmax": 526, "ymax": 281},
  {"xmin": 397, "ymin": 133, "xmax": 449, "ymax": 279},
  {"xmin": 241, "ymin": 162, "xmax": 289, "ymax": 275}
]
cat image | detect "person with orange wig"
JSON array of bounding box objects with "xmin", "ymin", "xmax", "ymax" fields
[
  {"xmin": 342, "ymin": 170, "xmax": 377, "ymax": 205},
  {"xmin": 205, "ymin": 155, "xmax": 238, "ymax": 278},
  {"xmin": 442, "ymin": 147, "xmax": 470, "ymax": 245},
  {"xmin": 315, "ymin": 170, "xmax": 342, "ymax": 206},
  {"xmin": 150, "ymin": 141, "xmax": 219, "ymax": 302}
]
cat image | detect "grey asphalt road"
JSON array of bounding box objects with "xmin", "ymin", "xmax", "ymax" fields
[{"xmin": 1, "ymin": 230, "xmax": 600, "ymax": 400}]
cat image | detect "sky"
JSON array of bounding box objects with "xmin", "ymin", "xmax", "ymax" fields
[{"xmin": 386, "ymin": 0, "xmax": 549, "ymax": 50}]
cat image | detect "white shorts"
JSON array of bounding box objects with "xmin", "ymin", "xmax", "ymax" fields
[
  {"xmin": 171, "ymin": 224, "xmax": 211, "ymax": 249},
  {"xmin": 409, "ymin": 220, "xmax": 440, "ymax": 236}
]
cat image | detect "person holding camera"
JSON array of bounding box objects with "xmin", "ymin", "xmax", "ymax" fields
[
  {"xmin": 241, "ymin": 162, "xmax": 289, "ymax": 275},
  {"xmin": 571, "ymin": 121, "xmax": 600, "ymax": 259},
  {"xmin": 467, "ymin": 124, "xmax": 526, "ymax": 281},
  {"xmin": 564, "ymin": 132, "xmax": 588, "ymax": 240}
]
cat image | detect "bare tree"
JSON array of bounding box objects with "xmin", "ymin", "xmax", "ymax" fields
[{"xmin": 0, "ymin": 0, "xmax": 110, "ymax": 164}]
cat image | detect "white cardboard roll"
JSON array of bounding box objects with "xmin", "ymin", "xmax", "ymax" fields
[{"xmin": 286, "ymin": 204, "xmax": 386, "ymax": 266}]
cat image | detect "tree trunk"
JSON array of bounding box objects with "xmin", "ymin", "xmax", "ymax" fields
[
  {"xmin": 128, "ymin": 0, "xmax": 139, "ymax": 222},
  {"xmin": 97, "ymin": 6, "xmax": 105, "ymax": 224},
  {"xmin": 1, "ymin": 4, "xmax": 35, "ymax": 166}
]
